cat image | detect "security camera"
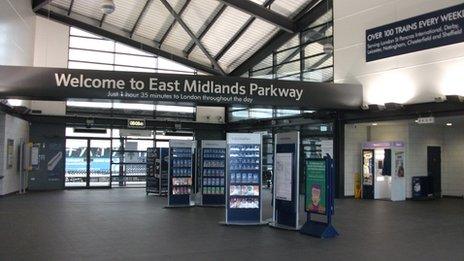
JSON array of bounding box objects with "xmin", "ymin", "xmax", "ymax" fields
[
  {"xmin": 101, "ymin": 0, "xmax": 115, "ymax": 14},
  {"xmin": 323, "ymin": 43, "xmax": 334, "ymax": 55}
]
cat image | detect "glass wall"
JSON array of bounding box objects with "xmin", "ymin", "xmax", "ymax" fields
[
  {"xmin": 246, "ymin": 8, "xmax": 333, "ymax": 82},
  {"xmin": 65, "ymin": 127, "xmax": 194, "ymax": 188},
  {"xmin": 68, "ymin": 27, "xmax": 198, "ymax": 74}
]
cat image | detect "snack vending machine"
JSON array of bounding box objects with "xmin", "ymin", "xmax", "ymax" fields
[
  {"xmin": 362, "ymin": 141, "xmax": 406, "ymax": 201},
  {"xmin": 362, "ymin": 149, "xmax": 375, "ymax": 199},
  {"xmin": 224, "ymin": 133, "xmax": 263, "ymax": 225},
  {"xmin": 200, "ymin": 140, "xmax": 226, "ymax": 206},
  {"xmin": 167, "ymin": 140, "xmax": 195, "ymax": 207}
]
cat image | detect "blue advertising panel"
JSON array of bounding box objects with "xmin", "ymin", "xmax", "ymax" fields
[{"xmin": 366, "ymin": 3, "xmax": 464, "ymax": 61}]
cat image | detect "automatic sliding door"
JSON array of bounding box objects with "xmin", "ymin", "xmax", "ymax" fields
[
  {"xmin": 89, "ymin": 140, "xmax": 111, "ymax": 187},
  {"xmin": 65, "ymin": 139, "xmax": 88, "ymax": 188}
]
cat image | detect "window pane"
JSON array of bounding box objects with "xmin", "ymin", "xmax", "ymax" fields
[
  {"xmin": 276, "ymin": 60, "xmax": 300, "ymax": 78},
  {"xmin": 276, "ymin": 46, "xmax": 300, "ymax": 65},
  {"xmin": 276, "ymin": 109, "xmax": 301, "ymax": 117},
  {"xmin": 70, "ymin": 27, "xmax": 103, "ymax": 39},
  {"xmin": 249, "ymin": 108, "xmax": 272, "ymax": 119},
  {"xmin": 303, "ymin": 67, "xmax": 333, "ymax": 82},
  {"xmin": 112, "ymin": 102, "xmax": 154, "ymax": 111},
  {"xmin": 304, "ymin": 55, "xmax": 333, "ymax": 71},
  {"xmin": 69, "ymin": 36, "xmax": 114, "ymax": 52},
  {"xmin": 253, "ymin": 55, "xmax": 272, "ymax": 71},
  {"xmin": 156, "ymin": 105, "xmax": 195, "ymax": 113},
  {"xmin": 69, "ymin": 49, "xmax": 114, "ymax": 64},
  {"xmin": 68, "ymin": 61, "xmax": 114, "ymax": 70},
  {"xmin": 230, "ymin": 110, "xmax": 249, "ymax": 121},
  {"xmin": 115, "ymin": 53, "xmax": 157, "ymax": 68},
  {"xmin": 114, "ymin": 66, "xmax": 156, "ymax": 73},
  {"xmin": 158, "ymin": 57, "xmax": 195, "ymax": 73},
  {"xmin": 115, "ymin": 43, "xmax": 154, "ymax": 56}
]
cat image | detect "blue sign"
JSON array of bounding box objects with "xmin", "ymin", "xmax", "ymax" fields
[{"xmin": 366, "ymin": 3, "xmax": 464, "ymax": 62}]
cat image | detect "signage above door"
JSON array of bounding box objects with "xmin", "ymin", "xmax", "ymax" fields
[
  {"xmin": 0, "ymin": 66, "xmax": 362, "ymax": 109},
  {"xmin": 127, "ymin": 119, "xmax": 146, "ymax": 129}
]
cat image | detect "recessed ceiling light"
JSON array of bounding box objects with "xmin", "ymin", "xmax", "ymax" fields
[
  {"xmin": 372, "ymin": 123, "xmax": 378, "ymax": 126},
  {"xmin": 446, "ymin": 123, "xmax": 453, "ymax": 126}
]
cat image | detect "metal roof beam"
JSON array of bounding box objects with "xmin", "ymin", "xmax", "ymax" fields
[
  {"xmin": 229, "ymin": 0, "xmax": 332, "ymax": 76},
  {"xmin": 160, "ymin": 0, "xmax": 226, "ymax": 75},
  {"xmin": 99, "ymin": 14, "xmax": 106, "ymax": 27},
  {"xmin": 185, "ymin": 4, "xmax": 227, "ymax": 56},
  {"xmin": 215, "ymin": 0, "xmax": 274, "ymax": 61},
  {"xmin": 158, "ymin": 0, "xmax": 191, "ymax": 46},
  {"xmin": 219, "ymin": 0, "xmax": 294, "ymax": 33},
  {"xmin": 34, "ymin": 7, "xmax": 222, "ymax": 75},
  {"xmin": 32, "ymin": 0, "xmax": 52, "ymax": 12},
  {"xmin": 130, "ymin": 0, "xmax": 152, "ymax": 38},
  {"xmin": 67, "ymin": 0, "xmax": 75, "ymax": 15}
]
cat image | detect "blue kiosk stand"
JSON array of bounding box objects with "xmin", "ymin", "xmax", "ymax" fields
[
  {"xmin": 269, "ymin": 131, "xmax": 301, "ymax": 230},
  {"xmin": 300, "ymin": 156, "xmax": 339, "ymax": 238}
]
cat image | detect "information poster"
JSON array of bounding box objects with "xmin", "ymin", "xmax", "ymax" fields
[
  {"xmin": 305, "ymin": 160, "xmax": 326, "ymax": 215},
  {"xmin": 395, "ymin": 151, "xmax": 405, "ymax": 178},
  {"xmin": 7, "ymin": 139, "xmax": 14, "ymax": 169},
  {"xmin": 275, "ymin": 153, "xmax": 292, "ymax": 201}
]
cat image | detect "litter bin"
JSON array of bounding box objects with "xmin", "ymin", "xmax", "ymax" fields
[{"xmin": 412, "ymin": 176, "xmax": 433, "ymax": 200}]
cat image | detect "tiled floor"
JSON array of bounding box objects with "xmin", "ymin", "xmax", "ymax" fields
[{"xmin": 0, "ymin": 189, "xmax": 463, "ymax": 260}]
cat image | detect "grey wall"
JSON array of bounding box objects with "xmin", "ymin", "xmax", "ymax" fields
[
  {"xmin": 0, "ymin": 0, "xmax": 36, "ymax": 194},
  {"xmin": 0, "ymin": 0, "xmax": 36, "ymax": 66},
  {"xmin": 0, "ymin": 114, "xmax": 29, "ymax": 195},
  {"xmin": 28, "ymin": 122, "xmax": 66, "ymax": 190}
]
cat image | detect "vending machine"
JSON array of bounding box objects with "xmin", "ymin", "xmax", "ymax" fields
[
  {"xmin": 167, "ymin": 140, "xmax": 195, "ymax": 207},
  {"xmin": 200, "ymin": 140, "xmax": 226, "ymax": 206},
  {"xmin": 223, "ymin": 133, "xmax": 264, "ymax": 225}
]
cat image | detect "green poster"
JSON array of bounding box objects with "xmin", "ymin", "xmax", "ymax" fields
[{"xmin": 305, "ymin": 160, "xmax": 327, "ymax": 215}]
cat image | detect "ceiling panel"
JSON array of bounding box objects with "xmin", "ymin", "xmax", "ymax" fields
[
  {"xmin": 163, "ymin": 22, "xmax": 192, "ymax": 52},
  {"xmin": 219, "ymin": 19, "xmax": 278, "ymax": 72},
  {"xmin": 182, "ymin": 0, "xmax": 221, "ymax": 37},
  {"xmin": 200, "ymin": 6, "xmax": 251, "ymax": 57},
  {"xmin": 104, "ymin": 0, "xmax": 146, "ymax": 31},
  {"xmin": 50, "ymin": 0, "xmax": 71, "ymax": 10},
  {"xmin": 70, "ymin": 0, "xmax": 104, "ymax": 20},
  {"xmin": 134, "ymin": 0, "xmax": 183, "ymax": 42},
  {"xmin": 271, "ymin": 0, "xmax": 313, "ymax": 17}
]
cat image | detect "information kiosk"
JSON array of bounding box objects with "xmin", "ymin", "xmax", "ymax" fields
[{"xmin": 269, "ymin": 131, "xmax": 300, "ymax": 230}]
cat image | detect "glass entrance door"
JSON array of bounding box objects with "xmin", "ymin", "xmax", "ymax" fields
[
  {"xmin": 65, "ymin": 139, "xmax": 88, "ymax": 188},
  {"xmin": 65, "ymin": 138, "xmax": 111, "ymax": 188},
  {"xmin": 89, "ymin": 140, "xmax": 111, "ymax": 187}
]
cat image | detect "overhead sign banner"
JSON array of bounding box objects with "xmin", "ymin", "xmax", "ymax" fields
[
  {"xmin": 366, "ymin": 3, "xmax": 464, "ymax": 62},
  {"xmin": 0, "ymin": 66, "xmax": 361, "ymax": 109}
]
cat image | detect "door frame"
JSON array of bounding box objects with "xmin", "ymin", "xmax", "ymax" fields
[{"xmin": 65, "ymin": 137, "xmax": 112, "ymax": 189}]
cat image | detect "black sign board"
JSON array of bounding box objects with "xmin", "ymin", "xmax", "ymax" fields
[
  {"xmin": 0, "ymin": 66, "xmax": 362, "ymax": 109},
  {"xmin": 127, "ymin": 119, "xmax": 146, "ymax": 129},
  {"xmin": 366, "ymin": 3, "xmax": 464, "ymax": 62}
]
